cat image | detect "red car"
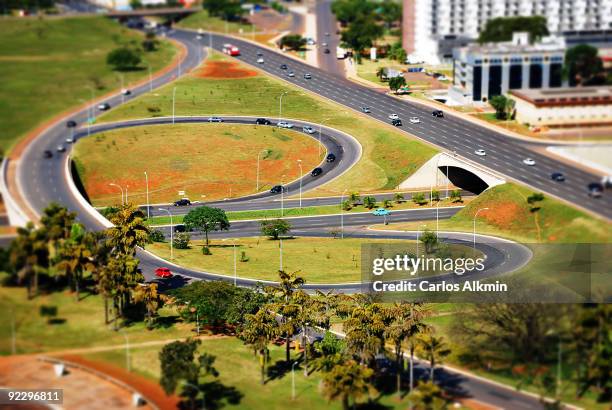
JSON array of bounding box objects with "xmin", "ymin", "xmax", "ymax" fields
[{"xmin": 155, "ymin": 267, "xmax": 173, "ymax": 278}]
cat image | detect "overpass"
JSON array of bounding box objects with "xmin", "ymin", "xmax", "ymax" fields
[{"xmin": 107, "ymin": 7, "xmax": 199, "ymax": 18}]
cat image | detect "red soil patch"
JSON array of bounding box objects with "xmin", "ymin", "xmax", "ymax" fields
[
  {"xmin": 195, "ymin": 60, "xmax": 258, "ymax": 79},
  {"xmin": 480, "ymin": 202, "xmax": 526, "ymax": 228}
]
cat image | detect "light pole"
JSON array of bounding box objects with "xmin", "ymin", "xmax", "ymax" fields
[
  {"xmin": 256, "ymin": 149, "xmax": 268, "ymax": 192},
  {"xmin": 159, "ymin": 208, "xmax": 174, "ymax": 260},
  {"xmin": 120, "ymin": 74, "xmax": 125, "ymax": 104},
  {"xmin": 144, "ymin": 171, "xmax": 150, "ymax": 219},
  {"xmin": 297, "ymin": 160, "xmax": 303, "ymax": 208},
  {"xmin": 435, "ymin": 200, "xmax": 441, "ymax": 237},
  {"xmin": 172, "ymin": 86, "xmax": 177, "ymax": 124},
  {"xmin": 119, "ymin": 330, "xmax": 130, "ymax": 372},
  {"xmin": 473, "ymin": 208, "xmax": 489, "ymax": 252},
  {"xmin": 340, "ymin": 189, "xmax": 347, "ymax": 239},
  {"xmin": 280, "ymin": 175, "xmax": 285, "ymax": 217},
  {"xmin": 317, "ymin": 119, "xmax": 329, "ymax": 158},
  {"xmin": 148, "ymin": 64, "xmax": 153, "ymax": 92},
  {"xmin": 223, "ymin": 238, "xmax": 237, "ymax": 285},
  {"xmin": 278, "ymin": 91, "xmax": 288, "ymax": 124},
  {"xmin": 415, "ymin": 224, "xmax": 426, "ymax": 257},
  {"xmin": 109, "ymin": 183, "xmax": 124, "ymax": 205},
  {"xmin": 291, "ymin": 361, "xmax": 299, "ymax": 400},
  {"xmin": 125, "ymin": 186, "xmax": 129, "ymax": 204}
]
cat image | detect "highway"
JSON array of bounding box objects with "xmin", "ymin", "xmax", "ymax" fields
[
  {"xmin": 8, "ymin": 24, "xmax": 552, "ymax": 409},
  {"xmin": 314, "ymin": 0, "xmax": 345, "ymax": 76}
]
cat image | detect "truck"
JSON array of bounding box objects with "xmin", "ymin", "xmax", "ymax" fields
[
  {"xmin": 222, "ymin": 44, "xmax": 241, "ymax": 57},
  {"xmin": 336, "ymin": 46, "xmax": 347, "ymax": 59}
]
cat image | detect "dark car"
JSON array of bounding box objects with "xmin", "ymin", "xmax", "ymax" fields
[
  {"xmin": 174, "ymin": 224, "xmax": 187, "ymax": 232},
  {"xmin": 280, "ymin": 64, "xmax": 288, "ymax": 70},
  {"xmin": 173, "ymin": 198, "xmax": 191, "ymax": 206},
  {"xmin": 588, "ymin": 183, "xmax": 604, "ymax": 198},
  {"xmin": 311, "ymin": 167, "xmax": 323, "ymax": 177},
  {"xmin": 270, "ymin": 185, "xmax": 283, "ymax": 194},
  {"xmin": 43, "ymin": 150, "xmax": 53, "ymax": 158},
  {"xmin": 255, "ymin": 118, "xmax": 271, "ymax": 125},
  {"xmin": 551, "ymin": 172, "xmax": 565, "ymax": 182},
  {"xmin": 66, "ymin": 120, "xmax": 77, "ymax": 128},
  {"xmin": 326, "ymin": 153, "xmax": 336, "ymax": 163},
  {"xmin": 432, "ymin": 110, "xmax": 444, "ymax": 118},
  {"xmin": 391, "ymin": 118, "xmax": 402, "ymax": 126},
  {"xmin": 323, "ymin": 48, "xmax": 330, "ymax": 54}
]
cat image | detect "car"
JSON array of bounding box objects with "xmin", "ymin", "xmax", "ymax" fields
[
  {"xmin": 287, "ymin": 71, "xmax": 295, "ymax": 77},
  {"xmin": 391, "ymin": 119, "xmax": 402, "ymax": 126},
  {"xmin": 121, "ymin": 89, "xmax": 131, "ymax": 96},
  {"xmin": 361, "ymin": 106, "xmax": 371, "ymax": 113},
  {"xmin": 174, "ymin": 198, "xmax": 191, "ymax": 206},
  {"xmin": 304, "ymin": 73, "xmax": 312, "ymax": 79},
  {"xmin": 277, "ymin": 121, "xmax": 294, "ymax": 128},
  {"xmin": 474, "ymin": 149, "xmax": 486, "ymax": 156},
  {"xmin": 522, "ymin": 158, "xmax": 536, "ymax": 166},
  {"xmin": 97, "ymin": 103, "xmax": 111, "ymax": 111},
  {"xmin": 551, "ymin": 172, "xmax": 565, "ymax": 182},
  {"xmin": 43, "ymin": 150, "xmax": 53, "ymax": 158},
  {"xmin": 255, "ymin": 118, "xmax": 271, "ymax": 125},
  {"xmin": 388, "ymin": 114, "xmax": 399, "ymax": 120},
  {"xmin": 155, "ymin": 267, "xmax": 173, "ymax": 279},
  {"xmin": 372, "ymin": 208, "xmax": 390, "ymax": 216},
  {"xmin": 323, "ymin": 48, "xmax": 330, "ymax": 54},
  {"xmin": 306, "ymin": 38, "xmax": 315, "ymax": 46},
  {"xmin": 66, "ymin": 120, "xmax": 77, "ymax": 128},
  {"xmin": 302, "ymin": 125, "xmax": 315, "ymax": 134},
  {"xmin": 65, "ymin": 137, "xmax": 75, "ymax": 144},
  {"xmin": 588, "ymin": 182, "xmax": 603, "ymax": 198},
  {"xmin": 207, "ymin": 117, "xmax": 223, "ymax": 122},
  {"xmin": 322, "ymin": 42, "xmax": 328, "ymax": 47},
  {"xmin": 56, "ymin": 145, "xmax": 65, "ymax": 153},
  {"xmin": 257, "ymin": 57, "xmax": 264, "ymax": 64},
  {"xmin": 256, "ymin": 51, "xmax": 263, "ymax": 57},
  {"xmin": 326, "ymin": 153, "xmax": 336, "ymax": 162},
  {"xmin": 311, "ymin": 167, "xmax": 323, "ymax": 177},
  {"xmin": 409, "ymin": 117, "xmax": 421, "ymax": 124},
  {"xmin": 174, "ymin": 224, "xmax": 187, "ymax": 233},
  {"xmin": 270, "ymin": 185, "xmax": 283, "ymax": 194},
  {"xmin": 432, "ymin": 110, "xmax": 444, "ymax": 118},
  {"xmin": 325, "ymin": 32, "xmax": 330, "ymax": 37},
  {"xmin": 280, "ymin": 64, "xmax": 288, "ymax": 70},
  {"xmin": 222, "ymin": 44, "xmax": 241, "ymax": 56}
]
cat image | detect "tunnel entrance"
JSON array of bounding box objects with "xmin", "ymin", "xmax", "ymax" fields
[{"xmin": 439, "ymin": 166, "xmax": 489, "ymax": 194}]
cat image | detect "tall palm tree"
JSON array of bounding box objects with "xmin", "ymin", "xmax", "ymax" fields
[
  {"xmin": 55, "ymin": 223, "xmax": 96, "ymax": 301},
  {"xmin": 133, "ymin": 282, "xmax": 168, "ymax": 328},
  {"xmin": 105, "ymin": 203, "xmax": 149, "ymax": 256},
  {"xmin": 321, "ymin": 359, "xmax": 374, "ymax": 410},
  {"xmin": 344, "ymin": 303, "xmax": 386, "ymax": 366},
  {"xmin": 9, "ymin": 222, "xmax": 49, "ymax": 298},
  {"xmin": 241, "ymin": 309, "xmax": 278, "ymax": 385},
  {"xmin": 419, "ymin": 334, "xmax": 451, "ymax": 382}
]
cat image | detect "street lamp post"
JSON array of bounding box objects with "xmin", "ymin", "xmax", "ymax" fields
[
  {"xmin": 144, "ymin": 172, "xmax": 150, "ymax": 219},
  {"xmin": 158, "ymin": 208, "xmax": 174, "ymax": 260},
  {"xmin": 148, "ymin": 64, "xmax": 153, "ymax": 92},
  {"xmin": 120, "ymin": 74, "xmax": 125, "ymax": 104},
  {"xmin": 224, "ymin": 238, "xmax": 237, "ymax": 286},
  {"xmin": 415, "ymin": 224, "xmax": 426, "ymax": 257},
  {"xmin": 297, "ymin": 160, "xmax": 303, "ymax": 208},
  {"xmin": 125, "ymin": 186, "xmax": 129, "ymax": 204},
  {"xmin": 340, "ymin": 189, "xmax": 347, "ymax": 239},
  {"xmin": 119, "ymin": 330, "xmax": 130, "ymax": 372},
  {"xmin": 172, "ymin": 86, "xmax": 177, "ymax": 124},
  {"xmin": 278, "ymin": 91, "xmax": 288, "ymax": 124},
  {"xmin": 109, "ymin": 183, "xmax": 124, "ymax": 205},
  {"xmin": 435, "ymin": 200, "xmax": 441, "ymax": 237},
  {"xmin": 256, "ymin": 149, "xmax": 268, "ymax": 192},
  {"xmin": 280, "ymin": 175, "xmax": 285, "ymax": 217},
  {"xmin": 473, "ymin": 208, "xmax": 489, "ymax": 252}
]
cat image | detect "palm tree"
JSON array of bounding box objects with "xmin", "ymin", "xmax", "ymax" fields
[
  {"xmin": 241, "ymin": 309, "xmax": 278, "ymax": 385},
  {"xmin": 393, "ymin": 193, "xmax": 404, "ymax": 203},
  {"xmin": 321, "ymin": 360, "xmax": 374, "ymax": 410},
  {"xmin": 348, "ymin": 192, "xmax": 361, "ymax": 206},
  {"xmin": 105, "ymin": 203, "xmax": 149, "ymax": 256},
  {"xmin": 344, "ymin": 303, "xmax": 386, "ymax": 365},
  {"xmin": 419, "ymin": 334, "xmax": 451, "ymax": 382},
  {"xmin": 133, "ymin": 282, "xmax": 168, "ymax": 328},
  {"xmin": 9, "ymin": 222, "xmax": 49, "ymax": 298},
  {"xmin": 55, "ymin": 223, "xmax": 96, "ymax": 301}
]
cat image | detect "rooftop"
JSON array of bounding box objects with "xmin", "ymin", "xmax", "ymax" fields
[{"xmin": 510, "ymin": 86, "xmax": 612, "ymax": 107}]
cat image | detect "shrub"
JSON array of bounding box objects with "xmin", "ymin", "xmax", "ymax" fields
[
  {"xmin": 363, "ymin": 196, "xmax": 376, "ymax": 209},
  {"xmin": 149, "ymin": 229, "xmax": 165, "ymax": 243},
  {"xmin": 412, "ymin": 193, "xmax": 427, "ymax": 205},
  {"xmin": 240, "ymin": 251, "xmax": 249, "ymax": 262},
  {"xmin": 202, "ymin": 246, "xmax": 212, "ymax": 255},
  {"xmin": 107, "ymin": 47, "xmax": 142, "ymax": 71},
  {"xmin": 173, "ymin": 232, "xmax": 190, "ymax": 249}
]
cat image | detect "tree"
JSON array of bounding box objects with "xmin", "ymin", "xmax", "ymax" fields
[
  {"xmin": 203, "ymin": 0, "xmax": 244, "ymax": 20},
  {"xmin": 142, "ymin": 31, "xmax": 159, "ymax": 52},
  {"xmin": 378, "ymin": 0, "xmax": 401, "ymax": 28},
  {"xmin": 388, "ymin": 75, "xmax": 406, "ymax": 94},
  {"xmin": 478, "ymin": 16, "xmax": 549, "ymax": 43},
  {"xmin": 376, "ymin": 67, "xmax": 385, "ymax": 81},
  {"xmin": 173, "ymin": 232, "xmax": 191, "ymax": 249},
  {"xmin": 420, "ymin": 228, "xmax": 438, "ymax": 254},
  {"xmin": 393, "ymin": 193, "xmax": 404, "ymax": 203},
  {"xmin": 149, "ymin": 229, "xmax": 165, "ymax": 242},
  {"xmin": 106, "ymin": 47, "xmax": 142, "ymax": 71},
  {"xmin": 260, "ymin": 219, "xmax": 291, "ymax": 240},
  {"xmin": 9, "ymin": 222, "xmax": 48, "ymax": 299},
  {"xmin": 565, "ymin": 44, "xmax": 606, "ymax": 86},
  {"xmin": 362, "ymin": 196, "xmax": 376, "ymax": 209},
  {"xmin": 431, "ymin": 190, "xmax": 440, "ymax": 202},
  {"xmin": 489, "ymin": 95, "xmax": 514, "ymax": 120},
  {"xmin": 331, "ymin": 0, "xmax": 376, "ymax": 25},
  {"xmin": 241, "ymin": 309, "xmax": 278, "ymax": 384},
  {"xmin": 341, "ymin": 200, "xmax": 352, "ymax": 211},
  {"xmin": 406, "ymin": 381, "xmax": 448, "ymax": 410},
  {"xmin": 527, "ymin": 192, "xmax": 545, "ymax": 212},
  {"xmin": 160, "ymin": 339, "xmax": 200, "ymax": 395},
  {"xmin": 412, "ymin": 192, "xmax": 427, "ymax": 206},
  {"xmin": 225, "ymin": 286, "xmax": 270, "ymax": 327},
  {"xmin": 419, "ymin": 334, "xmax": 451, "ymax": 382},
  {"xmin": 382, "ymin": 199, "xmax": 392, "ymax": 208},
  {"xmin": 321, "ymin": 360, "xmax": 375, "ymax": 410},
  {"xmin": 312, "ymin": 331, "xmax": 346, "ymax": 373},
  {"xmin": 349, "ymin": 192, "xmax": 361, "ymax": 205},
  {"xmin": 450, "ymin": 189, "xmax": 462, "ymax": 203},
  {"xmin": 133, "ymin": 283, "xmax": 168, "ymax": 328},
  {"xmin": 340, "ymin": 15, "xmax": 383, "ymax": 63},
  {"xmin": 55, "ymin": 223, "xmax": 96, "ymax": 301},
  {"xmin": 105, "ymin": 204, "xmax": 149, "ymax": 256},
  {"xmin": 343, "ymin": 303, "xmax": 386, "ymax": 365},
  {"xmin": 171, "ymin": 281, "xmax": 237, "ymax": 329},
  {"xmin": 183, "ymin": 206, "xmax": 230, "ymax": 247},
  {"xmin": 280, "ymin": 34, "xmax": 307, "ymax": 51}
]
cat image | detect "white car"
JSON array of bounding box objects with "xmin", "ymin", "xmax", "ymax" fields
[
  {"xmin": 121, "ymin": 89, "xmax": 131, "ymax": 96},
  {"xmin": 66, "ymin": 137, "xmax": 75, "ymax": 144},
  {"xmin": 257, "ymin": 57, "xmax": 264, "ymax": 64},
  {"xmin": 302, "ymin": 125, "xmax": 315, "ymax": 134},
  {"xmin": 523, "ymin": 158, "xmax": 536, "ymax": 166},
  {"xmin": 474, "ymin": 149, "xmax": 486, "ymax": 156},
  {"xmin": 207, "ymin": 117, "xmax": 223, "ymax": 122},
  {"xmin": 409, "ymin": 117, "xmax": 421, "ymax": 124},
  {"xmin": 287, "ymin": 71, "xmax": 295, "ymax": 77},
  {"xmin": 277, "ymin": 121, "xmax": 294, "ymax": 128},
  {"xmin": 388, "ymin": 114, "xmax": 399, "ymax": 120}
]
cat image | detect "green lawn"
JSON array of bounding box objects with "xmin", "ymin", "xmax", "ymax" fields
[
  {"xmin": 177, "ymin": 10, "xmax": 253, "ymax": 34},
  {"xmin": 0, "ymin": 16, "xmax": 176, "ymax": 153},
  {"xmin": 0, "ymin": 278, "xmax": 194, "ymax": 355},
  {"xmin": 98, "ymin": 51, "xmax": 437, "ymax": 195},
  {"xmin": 73, "ymin": 123, "xmax": 322, "ymax": 206},
  {"xmin": 374, "ymin": 183, "xmax": 612, "ymax": 243}
]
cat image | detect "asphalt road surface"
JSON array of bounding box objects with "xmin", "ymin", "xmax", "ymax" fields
[{"xmin": 315, "ymin": 0, "xmax": 345, "ymax": 76}]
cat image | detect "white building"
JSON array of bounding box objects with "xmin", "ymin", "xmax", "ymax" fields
[
  {"xmin": 450, "ymin": 33, "xmax": 566, "ymax": 104},
  {"xmin": 89, "ymin": 0, "xmax": 166, "ymax": 10},
  {"xmin": 402, "ymin": 0, "xmax": 612, "ymax": 64},
  {"xmin": 510, "ymin": 86, "xmax": 612, "ymax": 126}
]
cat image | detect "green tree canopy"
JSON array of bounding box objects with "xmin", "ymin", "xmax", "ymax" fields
[
  {"xmin": 260, "ymin": 219, "xmax": 291, "ymax": 240},
  {"xmin": 340, "ymin": 14, "xmax": 383, "ymax": 62},
  {"xmin": 321, "ymin": 359, "xmax": 375, "ymax": 410},
  {"xmin": 183, "ymin": 206, "xmax": 230, "ymax": 246},
  {"xmin": 478, "ymin": 16, "xmax": 549, "ymax": 43},
  {"xmin": 171, "ymin": 281, "xmax": 237, "ymax": 328},
  {"xmin": 106, "ymin": 47, "xmax": 142, "ymax": 71},
  {"xmin": 280, "ymin": 34, "xmax": 307, "ymax": 51},
  {"xmin": 331, "ymin": 0, "xmax": 376, "ymax": 24},
  {"xmin": 565, "ymin": 44, "xmax": 606, "ymax": 86},
  {"xmin": 389, "ymin": 75, "xmax": 406, "ymax": 93}
]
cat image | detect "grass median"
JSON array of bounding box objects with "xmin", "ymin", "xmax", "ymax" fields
[
  {"xmin": 0, "ymin": 16, "xmax": 177, "ymax": 153},
  {"xmin": 98, "ymin": 51, "xmax": 438, "ymax": 195}
]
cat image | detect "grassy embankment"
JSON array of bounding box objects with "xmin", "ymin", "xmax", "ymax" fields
[
  {"xmin": 0, "ymin": 16, "xmax": 176, "ymax": 153},
  {"xmin": 73, "ymin": 123, "xmax": 322, "ymax": 206},
  {"xmin": 176, "ymin": 10, "xmax": 252, "ymax": 34},
  {"xmin": 97, "ymin": 51, "xmax": 438, "ymax": 197}
]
